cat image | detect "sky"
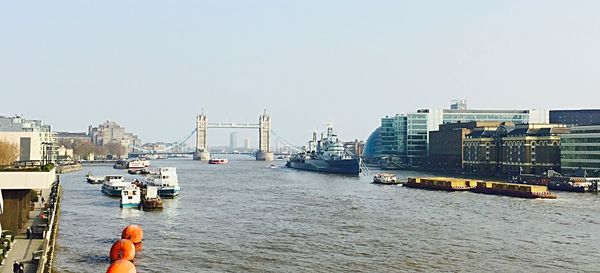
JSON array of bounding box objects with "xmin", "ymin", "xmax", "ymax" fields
[{"xmin": 1, "ymin": 1, "xmax": 600, "ymax": 146}]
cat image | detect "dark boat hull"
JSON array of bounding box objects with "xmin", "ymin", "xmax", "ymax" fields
[{"xmin": 286, "ymin": 159, "xmax": 360, "ymax": 175}]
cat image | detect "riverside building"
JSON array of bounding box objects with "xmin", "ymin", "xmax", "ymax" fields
[
  {"xmin": 0, "ymin": 115, "xmax": 57, "ymax": 163},
  {"xmin": 428, "ymin": 121, "xmax": 505, "ymax": 172},
  {"xmin": 88, "ymin": 121, "xmax": 141, "ymax": 151},
  {"xmin": 463, "ymin": 123, "xmax": 567, "ymax": 176},
  {"xmin": 378, "ymin": 101, "xmax": 549, "ymax": 167},
  {"xmin": 560, "ymin": 125, "xmax": 600, "ymax": 177}
]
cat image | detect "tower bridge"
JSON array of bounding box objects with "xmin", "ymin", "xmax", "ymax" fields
[
  {"xmin": 129, "ymin": 110, "xmax": 300, "ymax": 160},
  {"xmin": 194, "ymin": 110, "xmax": 273, "ymax": 161}
]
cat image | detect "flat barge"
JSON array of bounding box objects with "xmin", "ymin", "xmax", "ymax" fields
[
  {"xmin": 472, "ymin": 181, "xmax": 557, "ymax": 199},
  {"xmin": 404, "ymin": 177, "xmax": 475, "ymax": 191},
  {"xmin": 405, "ymin": 177, "xmax": 557, "ymax": 199}
]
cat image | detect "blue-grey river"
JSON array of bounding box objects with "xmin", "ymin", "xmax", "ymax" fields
[{"xmin": 55, "ymin": 157, "xmax": 600, "ymax": 272}]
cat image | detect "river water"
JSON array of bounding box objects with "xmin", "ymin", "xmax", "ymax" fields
[{"xmin": 55, "ymin": 157, "xmax": 600, "ymax": 272}]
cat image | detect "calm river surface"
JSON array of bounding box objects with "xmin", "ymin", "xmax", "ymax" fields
[{"xmin": 55, "ymin": 158, "xmax": 600, "ymax": 272}]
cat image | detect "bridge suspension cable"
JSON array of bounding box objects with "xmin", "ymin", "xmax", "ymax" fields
[
  {"xmin": 130, "ymin": 128, "xmax": 197, "ymax": 153},
  {"xmin": 270, "ymin": 130, "xmax": 302, "ymax": 152}
]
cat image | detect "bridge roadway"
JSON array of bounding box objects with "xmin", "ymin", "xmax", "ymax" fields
[{"xmin": 128, "ymin": 151, "xmax": 290, "ymax": 157}]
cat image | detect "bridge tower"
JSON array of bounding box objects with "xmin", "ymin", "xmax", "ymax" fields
[
  {"xmin": 256, "ymin": 110, "xmax": 274, "ymax": 161},
  {"xmin": 193, "ymin": 113, "xmax": 210, "ymax": 160}
]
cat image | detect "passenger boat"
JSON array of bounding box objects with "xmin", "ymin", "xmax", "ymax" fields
[
  {"xmin": 404, "ymin": 177, "xmax": 475, "ymax": 191},
  {"xmin": 141, "ymin": 186, "xmax": 163, "ymax": 210},
  {"xmin": 128, "ymin": 168, "xmax": 151, "ymax": 175},
  {"xmin": 86, "ymin": 171, "xmax": 104, "ymax": 184},
  {"xmin": 286, "ymin": 124, "xmax": 360, "ymax": 175},
  {"xmin": 128, "ymin": 158, "xmax": 150, "ymax": 169},
  {"xmin": 101, "ymin": 176, "xmax": 132, "ymax": 196},
  {"xmin": 113, "ymin": 159, "xmax": 128, "ymax": 169},
  {"xmin": 208, "ymin": 158, "xmax": 228, "ymax": 164},
  {"xmin": 144, "ymin": 167, "xmax": 180, "ymax": 197},
  {"xmin": 120, "ymin": 185, "xmax": 141, "ymax": 208},
  {"xmin": 372, "ymin": 173, "xmax": 399, "ymax": 184},
  {"xmin": 471, "ymin": 181, "xmax": 557, "ymax": 199}
]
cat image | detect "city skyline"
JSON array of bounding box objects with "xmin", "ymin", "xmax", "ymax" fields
[{"xmin": 2, "ymin": 1, "xmax": 600, "ymax": 145}]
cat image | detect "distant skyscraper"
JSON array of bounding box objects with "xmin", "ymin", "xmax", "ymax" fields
[
  {"xmin": 230, "ymin": 132, "xmax": 238, "ymax": 151},
  {"xmin": 244, "ymin": 138, "xmax": 250, "ymax": 150}
]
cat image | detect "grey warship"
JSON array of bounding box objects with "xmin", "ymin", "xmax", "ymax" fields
[{"xmin": 286, "ymin": 124, "xmax": 361, "ymax": 175}]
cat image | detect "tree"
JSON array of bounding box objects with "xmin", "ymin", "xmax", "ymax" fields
[
  {"xmin": 106, "ymin": 142, "xmax": 127, "ymax": 158},
  {"xmin": 73, "ymin": 141, "xmax": 95, "ymax": 159},
  {"xmin": 0, "ymin": 141, "xmax": 18, "ymax": 166},
  {"xmin": 95, "ymin": 145, "xmax": 109, "ymax": 158}
]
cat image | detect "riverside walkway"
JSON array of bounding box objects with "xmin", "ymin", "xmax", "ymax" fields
[{"xmin": 1, "ymin": 191, "xmax": 50, "ymax": 273}]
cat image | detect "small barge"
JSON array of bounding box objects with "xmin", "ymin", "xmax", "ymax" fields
[
  {"xmin": 472, "ymin": 181, "xmax": 557, "ymax": 199},
  {"xmin": 405, "ymin": 177, "xmax": 557, "ymax": 199},
  {"xmin": 404, "ymin": 177, "xmax": 475, "ymax": 191},
  {"xmin": 142, "ymin": 186, "xmax": 163, "ymax": 210}
]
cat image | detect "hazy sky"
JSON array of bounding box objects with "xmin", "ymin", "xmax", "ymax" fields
[{"xmin": 2, "ymin": 1, "xmax": 600, "ymax": 146}]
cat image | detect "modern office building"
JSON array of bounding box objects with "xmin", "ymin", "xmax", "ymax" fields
[
  {"xmin": 378, "ymin": 102, "xmax": 549, "ymax": 167},
  {"xmin": 0, "ymin": 115, "xmax": 57, "ymax": 163},
  {"xmin": 550, "ymin": 109, "xmax": 600, "ymax": 126},
  {"xmin": 560, "ymin": 125, "xmax": 600, "ymax": 176},
  {"xmin": 363, "ymin": 127, "xmax": 382, "ymax": 164},
  {"xmin": 380, "ymin": 115, "xmax": 406, "ymax": 162},
  {"xmin": 344, "ymin": 140, "xmax": 364, "ymax": 157},
  {"xmin": 463, "ymin": 123, "xmax": 567, "ymax": 176},
  {"xmin": 230, "ymin": 132, "xmax": 238, "ymax": 151}
]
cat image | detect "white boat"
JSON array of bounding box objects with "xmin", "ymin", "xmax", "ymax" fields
[
  {"xmin": 101, "ymin": 175, "xmax": 131, "ymax": 196},
  {"xmin": 120, "ymin": 185, "xmax": 141, "ymax": 208},
  {"xmin": 86, "ymin": 171, "xmax": 104, "ymax": 184},
  {"xmin": 128, "ymin": 158, "xmax": 150, "ymax": 169},
  {"xmin": 157, "ymin": 155, "xmax": 168, "ymax": 159},
  {"xmin": 145, "ymin": 154, "xmax": 159, "ymax": 160},
  {"xmin": 144, "ymin": 167, "xmax": 180, "ymax": 198},
  {"xmin": 208, "ymin": 158, "xmax": 228, "ymax": 164},
  {"xmin": 373, "ymin": 173, "xmax": 399, "ymax": 184}
]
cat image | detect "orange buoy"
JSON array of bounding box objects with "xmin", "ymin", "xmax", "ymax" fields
[
  {"xmin": 106, "ymin": 259, "xmax": 136, "ymax": 273},
  {"xmin": 121, "ymin": 225, "xmax": 143, "ymax": 244},
  {"xmin": 134, "ymin": 242, "xmax": 143, "ymax": 252},
  {"xmin": 109, "ymin": 239, "xmax": 136, "ymax": 261}
]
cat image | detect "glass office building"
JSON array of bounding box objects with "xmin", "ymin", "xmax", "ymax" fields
[
  {"xmin": 561, "ymin": 125, "xmax": 600, "ymax": 176},
  {"xmin": 378, "ymin": 103, "xmax": 549, "ymax": 167}
]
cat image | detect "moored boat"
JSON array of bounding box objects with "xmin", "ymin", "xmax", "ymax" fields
[
  {"xmin": 404, "ymin": 177, "xmax": 475, "ymax": 191},
  {"xmin": 208, "ymin": 158, "xmax": 228, "ymax": 164},
  {"xmin": 144, "ymin": 167, "xmax": 180, "ymax": 197},
  {"xmin": 113, "ymin": 159, "xmax": 128, "ymax": 169},
  {"xmin": 101, "ymin": 175, "xmax": 132, "ymax": 196},
  {"xmin": 120, "ymin": 185, "xmax": 141, "ymax": 208},
  {"xmin": 373, "ymin": 173, "xmax": 399, "ymax": 184},
  {"xmin": 512, "ymin": 173, "xmax": 599, "ymax": 193},
  {"xmin": 141, "ymin": 186, "xmax": 163, "ymax": 210},
  {"xmin": 86, "ymin": 171, "xmax": 104, "ymax": 184},
  {"xmin": 128, "ymin": 168, "xmax": 151, "ymax": 175},
  {"xmin": 472, "ymin": 181, "xmax": 557, "ymax": 199},
  {"xmin": 286, "ymin": 124, "xmax": 361, "ymax": 175},
  {"xmin": 128, "ymin": 158, "xmax": 150, "ymax": 169}
]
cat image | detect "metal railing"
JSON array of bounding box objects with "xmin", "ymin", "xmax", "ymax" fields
[{"xmin": 36, "ymin": 177, "xmax": 61, "ymax": 273}]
